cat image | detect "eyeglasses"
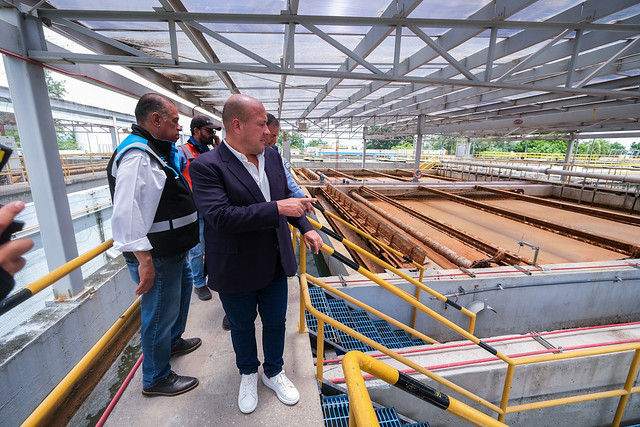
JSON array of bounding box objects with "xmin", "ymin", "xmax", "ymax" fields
[{"xmin": 200, "ymin": 127, "xmax": 216, "ymax": 135}]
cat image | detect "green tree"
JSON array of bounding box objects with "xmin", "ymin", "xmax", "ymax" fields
[
  {"xmin": 278, "ymin": 131, "xmax": 305, "ymax": 149},
  {"xmin": 512, "ymin": 138, "xmax": 567, "ymax": 153},
  {"xmin": 45, "ymin": 70, "xmax": 67, "ymax": 99},
  {"xmin": 427, "ymin": 135, "xmax": 462, "ymax": 154},
  {"xmin": 56, "ymin": 126, "xmax": 79, "ymax": 150},
  {"xmin": 0, "ymin": 112, "xmax": 20, "ymax": 146},
  {"xmin": 630, "ymin": 141, "xmax": 640, "ymax": 151},
  {"xmin": 391, "ymin": 142, "xmax": 414, "ymax": 150},
  {"xmin": 366, "ymin": 125, "xmax": 414, "ymax": 149}
]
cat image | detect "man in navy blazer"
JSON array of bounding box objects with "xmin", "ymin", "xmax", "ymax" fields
[{"xmin": 190, "ymin": 94, "xmax": 323, "ymax": 414}]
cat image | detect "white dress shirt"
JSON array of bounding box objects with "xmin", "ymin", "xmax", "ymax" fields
[
  {"xmin": 224, "ymin": 140, "xmax": 271, "ymax": 202},
  {"xmin": 111, "ymin": 149, "xmax": 166, "ymax": 253}
]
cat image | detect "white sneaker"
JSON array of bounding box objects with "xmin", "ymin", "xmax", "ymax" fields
[
  {"xmin": 238, "ymin": 373, "xmax": 258, "ymax": 414},
  {"xmin": 261, "ymin": 370, "xmax": 300, "ymax": 405}
]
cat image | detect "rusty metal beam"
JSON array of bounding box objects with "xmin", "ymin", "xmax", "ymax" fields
[
  {"xmin": 362, "ymin": 169, "xmax": 414, "ymax": 182},
  {"xmin": 474, "ymin": 185, "xmax": 640, "ymax": 226},
  {"xmin": 320, "ymin": 186, "xmax": 426, "ymax": 270},
  {"xmin": 356, "ymin": 186, "xmax": 530, "ymax": 266},
  {"xmin": 327, "ymin": 169, "xmax": 361, "ymax": 181},
  {"xmin": 320, "ymin": 190, "xmax": 385, "ymax": 272},
  {"xmin": 347, "ymin": 191, "xmax": 472, "ymax": 269},
  {"xmin": 419, "ymin": 186, "xmax": 640, "ymax": 256},
  {"xmin": 300, "ymin": 167, "xmax": 320, "ymax": 181}
]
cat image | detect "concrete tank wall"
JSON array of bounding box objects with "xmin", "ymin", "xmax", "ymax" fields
[
  {"xmin": 0, "ymin": 259, "xmax": 135, "ymax": 426},
  {"xmin": 368, "ymin": 351, "xmax": 640, "ymax": 426},
  {"xmin": 330, "ymin": 261, "xmax": 640, "ymax": 343}
]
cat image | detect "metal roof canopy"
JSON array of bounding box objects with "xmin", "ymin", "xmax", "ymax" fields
[{"xmin": 2, "ymin": 0, "xmax": 640, "ymax": 141}]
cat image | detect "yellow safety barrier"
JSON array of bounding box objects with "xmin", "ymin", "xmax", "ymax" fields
[
  {"xmin": 343, "ymin": 351, "xmax": 507, "ymax": 427},
  {"xmin": 10, "ymin": 238, "xmax": 139, "ymax": 426},
  {"xmin": 298, "ymin": 273, "xmax": 503, "ymax": 414},
  {"xmin": 21, "ymin": 298, "xmax": 140, "ymax": 427},
  {"xmin": 0, "ymin": 239, "xmax": 115, "ymax": 316},
  {"xmin": 296, "ymin": 212, "xmax": 640, "ymax": 425},
  {"xmin": 306, "ymin": 216, "xmax": 479, "ymax": 336}
]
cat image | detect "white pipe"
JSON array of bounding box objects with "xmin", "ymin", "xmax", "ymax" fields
[{"xmin": 442, "ymin": 160, "xmax": 640, "ymax": 184}]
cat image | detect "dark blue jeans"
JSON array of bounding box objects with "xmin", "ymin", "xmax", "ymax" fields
[
  {"xmin": 219, "ymin": 274, "xmax": 288, "ymax": 377},
  {"xmin": 126, "ymin": 252, "xmax": 193, "ymax": 388},
  {"xmin": 188, "ymin": 215, "xmax": 207, "ymax": 289}
]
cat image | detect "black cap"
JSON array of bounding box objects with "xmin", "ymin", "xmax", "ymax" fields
[{"xmin": 190, "ymin": 115, "xmax": 222, "ymax": 133}]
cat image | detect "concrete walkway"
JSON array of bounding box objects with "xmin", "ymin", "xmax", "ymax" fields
[{"xmin": 105, "ymin": 277, "xmax": 324, "ymax": 427}]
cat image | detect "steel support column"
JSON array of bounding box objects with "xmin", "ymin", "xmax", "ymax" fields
[
  {"xmin": 2, "ymin": 11, "xmax": 84, "ymax": 298},
  {"xmin": 283, "ymin": 130, "xmax": 291, "ymax": 163},
  {"xmin": 110, "ymin": 116, "xmax": 120, "ymax": 150},
  {"xmin": 362, "ymin": 127, "xmax": 367, "ymax": 169},
  {"xmin": 563, "ymin": 135, "xmax": 576, "ymax": 183},
  {"xmin": 413, "ymin": 114, "xmax": 425, "ymax": 180}
]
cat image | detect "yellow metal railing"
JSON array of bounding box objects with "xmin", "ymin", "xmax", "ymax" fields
[
  {"xmin": 0, "ymin": 153, "xmax": 112, "ymax": 185},
  {"xmin": 2, "ymin": 237, "xmax": 141, "ymax": 427},
  {"xmin": 304, "ymin": 216, "xmax": 479, "ymax": 336},
  {"xmin": 0, "ymin": 239, "xmax": 114, "ymax": 315},
  {"xmin": 22, "ymin": 297, "xmax": 140, "ymax": 427},
  {"xmin": 475, "ymin": 151, "xmax": 640, "ymax": 168},
  {"xmin": 342, "ymin": 351, "xmax": 507, "ymax": 427},
  {"xmin": 298, "ymin": 272, "xmax": 503, "ymax": 414},
  {"xmin": 296, "ymin": 213, "xmax": 640, "ymax": 425},
  {"xmin": 419, "ymin": 161, "xmax": 440, "ymax": 170}
]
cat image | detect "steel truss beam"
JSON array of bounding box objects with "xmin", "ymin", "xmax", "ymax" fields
[{"xmin": 3, "ymin": 0, "xmax": 639, "ymax": 139}]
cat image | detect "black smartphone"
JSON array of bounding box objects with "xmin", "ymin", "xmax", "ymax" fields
[{"xmin": 0, "ymin": 144, "xmax": 25, "ymax": 244}]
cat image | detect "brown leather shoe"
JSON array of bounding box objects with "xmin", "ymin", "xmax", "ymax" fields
[{"xmin": 142, "ymin": 371, "xmax": 198, "ymax": 397}]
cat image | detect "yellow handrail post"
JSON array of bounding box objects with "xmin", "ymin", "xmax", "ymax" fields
[
  {"xmin": 498, "ymin": 363, "xmax": 516, "ymax": 423},
  {"xmin": 298, "ymin": 230, "xmax": 307, "ymax": 334},
  {"xmin": 410, "ymin": 287, "xmax": 421, "ymax": 338},
  {"xmin": 343, "ymin": 352, "xmax": 381, "ymax": 427},
  {"xmin": 411, "ymin": 267, "xmax": 425, "ymax": 335},
  {"xmin": 299, "ymin": 229, "xmax": 306, "ymax": 276},
  {"xmin": 316, "ymin": 318, "xmax": 325, "ymax": 383},
  {"xmin": 343, "ymin": 351, "xmax": 508, "ymax": 427},
  {"xmin": 612, "ymin": 349, "xmax": 640, "ymax": 427}
]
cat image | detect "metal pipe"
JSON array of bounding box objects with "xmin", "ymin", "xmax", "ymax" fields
[
  {"xmin": 342, "ymin": 351, "xmax": 507, "ymax": 427},
  {"xmin": 348, "ymin": 192, "xmax": 474, "ymax": 268},
  {"xmin": 96, "ymin": 354, "xmax": 143, "ymax": 427},
  {"xmin": 442, "ymin": 159, "xmax": 640, "ymax": 184}
]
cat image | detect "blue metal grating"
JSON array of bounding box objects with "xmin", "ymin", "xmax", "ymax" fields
[
  {"xmin": 373, "ymin": 319, "xmax": 404, "ymax": 349},
  {"xmin": 405, "ymin": 423, "xmax": 431, "ymax": 427},
  {"xmin": 322, "ymin": 395, "xmax": 412, "ymax": 427},
  {"xmin": 351, "ymin": 310, "xmax": 382, "ymax": 352},
  {"xmin": 335, "ymin": 330, "xmax": 369, "ymax": 355},
  {"xmin": 306, "ymin": 286, "xmax": 337, "ymax": 341},
  {"xmin": 394, "ymin": 330, "xmax": 416, "ymax": 347},
  {"xmin": 327, "ymin": 299, "xmax": 356, "ymax": 328},
  {"xmin": 376, "ymin": 407, "xmax": 403, "ymax": 426},
  {"xmin": 412, "ymin": 338, "xmax": 426, "ymax": 346},
  {"xmin": 321, "ymin": 395, "xmax": 349, "ymax": 427}
]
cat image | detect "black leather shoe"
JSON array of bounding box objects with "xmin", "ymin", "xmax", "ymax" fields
[
  {"xmin": 194, "ymin": 286, "xmax": 212, "ymax": 301},
  {"xmin": 222, "ymin": 315, "xmax": 230, "ymax": 331},
  {"xmin": 170, "ymin": 337, "xmax": 202, "ymax": 357},
  {"xmin": 142, "ymin": 371, "xmax": 198, "ymax": 397}
]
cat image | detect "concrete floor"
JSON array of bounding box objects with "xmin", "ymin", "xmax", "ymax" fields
[{"xmin": 104, "ymin": 277, "xmax": 325, "ymax": 427}]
